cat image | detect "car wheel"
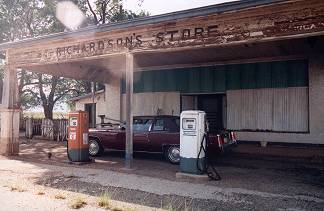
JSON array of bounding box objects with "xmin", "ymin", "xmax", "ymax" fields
[
  {"xmin": 166, "ymin": 145, "xmax": 180, "ymax": 165},
  {"xmin": 89, "ymin": 138, "xmax": 103, "ymax": 157}
]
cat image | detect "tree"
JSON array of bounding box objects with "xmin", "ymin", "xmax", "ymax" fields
[
  {"xmin": 0, "ymin": 61, "xmax": 3, "ymax": 102},
  {"xmin": 86, "ymin": 0, "xmax": 148, "ymax": 25},
  {"xmin": 0, "ymin": 0, "xmax": 28, "ymax": 43},
  {"xmin": 38, "ymin": 75, "xmax": 84, "ymax": 119},
  {"xmin": 18, "ymin": 70, "xmax": 92, "ymax": 119},
  {"xmin": 110, "ymin": 5, "xmax": 149, "ymax": 22},
  {"xmin": 0, "ymin": 0, "xmax": 148, "ymax": 119},
  {"xmin": 0, "ymin": 0, "xmax": 88, "ymax": 118}
]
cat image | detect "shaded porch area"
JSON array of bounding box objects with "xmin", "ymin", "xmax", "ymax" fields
[{"xmin": 1, "ymin": 35, "xmax": 324, "ymax": 167}]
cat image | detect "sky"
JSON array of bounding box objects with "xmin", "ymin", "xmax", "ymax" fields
[
  {"xmin": 123, "ymin": 0, "xmax": 236, "ymax": 15},
  {"xmin": 88, "ymin": 0, "xmax": 236, "ymax": 16}
]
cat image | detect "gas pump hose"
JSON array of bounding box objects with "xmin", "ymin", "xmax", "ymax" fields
[{"xmin": 197, "ymin": 134, "xmax": 221, "ymax": 181}]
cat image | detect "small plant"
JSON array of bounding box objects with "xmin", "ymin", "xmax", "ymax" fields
[
  {"xmin": 10, "ymin": 184, "xmax": 25, "ymax": 192},
  {"xmin": 166, "ymin": 204, "xmax": 176, "ymax": 211},
  {"xmin": 111, "ymin": 207, "xmax": 124, "ymax": 211},
  {"xmin": 184, "ymin": 198, "xmax": 193, "ymax": 211},
  {"xmin": 55, "ymin": 192, "xmax": 66, "ymax": 200},
  {"xmin": 96, "ymin": 192, "xmax": 125, "ymax": 211},
  {"xmin": 68, "ymin": 196, "xmax": 87, "ymax": 209},
  {"xmin": 36, "ymin": 190, "xmax": 45, "ymax": 195},
  {"xmin": 97, "ymin": 192, "xmax": 110, "ymax": 208},
  {"xmin": 164, "ymin": 197, "xmax": 177, "ymax": 211},
  {"xmin": 10, "ymin": 186, "xmax": 18, "ymax": 191},
  {"xmin": 65, "ymin": 174, "xmax": 78, "ymax": 179}
]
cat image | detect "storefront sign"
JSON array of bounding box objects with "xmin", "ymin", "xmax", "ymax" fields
[{"xmin": 49, "ymin": 25, "xmax": 219, "ymax": 61}]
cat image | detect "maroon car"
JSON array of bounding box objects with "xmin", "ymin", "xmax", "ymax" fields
[{"xmin": 88, "ymin": 115, "xmax": 236, "ymax": 164}]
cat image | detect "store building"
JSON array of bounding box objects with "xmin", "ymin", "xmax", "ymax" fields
[{"xmin": 0, "ymin": 0, "xmax": 324, "ymax": 163}]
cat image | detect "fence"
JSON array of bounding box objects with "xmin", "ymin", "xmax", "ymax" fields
[{"xmin": 26, "ymin": 118, "xmax": 68, "ymax": 141}]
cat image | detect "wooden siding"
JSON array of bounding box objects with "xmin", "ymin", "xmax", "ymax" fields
[
  {"xmin": 273, "ymin": 87, "xmax": 309, "ymax": 132},
  {"xmin": 227, "ymin": 87, "xmax": 309, "ymax": 132},
  {"xmin": 5, "ymin": 0, "xmax": 324, "ymax": 67}
]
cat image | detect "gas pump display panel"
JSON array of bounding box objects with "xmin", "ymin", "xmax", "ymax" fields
[
  {"xmin": 182, "ymin": 118, "xmax": 197, "ymax": 136},
  {"xmin": 182, "ymin": 118, "xmax": 196, "ymax": 130},
  {"xmin": 69, "ymin": 117, "xmax": 78, "ymax": 127}
]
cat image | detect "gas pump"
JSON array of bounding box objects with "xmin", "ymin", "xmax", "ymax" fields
[
  {"xmin": 180, "ymin": 110, "xmax": 221, "ymax": 180},
  {"xmin": 67, "ymin": 111, "xmax": 91, "ymax": 163}
]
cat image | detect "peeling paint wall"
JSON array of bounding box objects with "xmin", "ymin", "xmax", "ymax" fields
[
  {"xmin": 74, "ymin": 92, "xmax": 106, "ymax": 124},
  {"xmin": 309, "ymin": 56, "xmax": 324, "ymax": 135},
  {"xmin": 227, "ymin": 87, "xmax": 309, "ymax": 132},
  {"xmin": 236, "ymin": 56, "xmax": 324, "ymax": 144},
  {"xmin": 121, "ymin": 92, "xmax": 181, "ymax": 120},
  {"xmin": 105, "ymin": 81, "xmax": 121, "ymax": 121}
]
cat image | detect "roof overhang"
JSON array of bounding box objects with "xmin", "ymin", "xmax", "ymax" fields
[
  {"xmin": 69, "ymin": 90, "xmax": 105, "ymax": 102},
  {"xmin": 0, "ymin": 0, "xmax": 286, "ymax": 51},
  {"xmin": 1, "ymin": 0, "xmax": 324, "ymax": 83}
]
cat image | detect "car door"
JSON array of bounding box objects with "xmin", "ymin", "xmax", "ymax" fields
[
  {"xmin": 98, "ymin": 129, "xmax": 122, "ymax": 150},
  {"xmin": 133, "ymin": 118, "xmax": 153, "ymax": 151},
  {"xmin": 148, "ymin": 117, "xmax": 180, "ymax": 152}
]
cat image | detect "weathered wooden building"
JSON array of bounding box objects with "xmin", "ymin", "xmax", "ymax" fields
[{"xmin": 1, "ymin": 0, "xmax": 324, "ymax": 166}]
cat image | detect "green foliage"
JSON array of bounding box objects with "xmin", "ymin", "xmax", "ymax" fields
[
  {"xmin": 19, "ymin": 72, "xmax": 90, "ymax": 118},
  {"xmin": 0, "ymin": 0, "xmax": 89, "ymax": 117},
  {"xmin": 87, "ymin": 0, "xmax": 149, "ymax": 24},
  {"xmin": 110, "ymin": 6, "xmax": 150, "ymax": 22},
  {"xmin": 0, "ymin": 0, "xmax": 66, "ymax": 41},
  {"xmin": 0, "ymin": 0, "xmax": 148, "ymax": 118},
  {"xmin": 0, "ymin": 0, "xmax": 28, "ymax": 42}
]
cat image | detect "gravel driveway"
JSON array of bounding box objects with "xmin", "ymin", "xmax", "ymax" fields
[{"xmin": 0, "ymin": 154, "xmax": 323, "ymax": 211}]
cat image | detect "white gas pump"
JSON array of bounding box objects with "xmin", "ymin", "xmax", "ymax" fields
[{"xmin": 180, "ymin": 110, "xmax": 207, "ymax": 174}]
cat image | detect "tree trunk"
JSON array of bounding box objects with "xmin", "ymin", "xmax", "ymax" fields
[
  {"xmin": 44, "ymin": 105, "xmax": 54, "ymax": 120},
  {"xmin": 0, "ymin": 77, "xmax": 3, "ymax": 103}
]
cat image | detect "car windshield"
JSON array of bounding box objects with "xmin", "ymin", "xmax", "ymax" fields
[{"xmin": 133, "ymin": 118, "xmax": 153, "ymax": 132}]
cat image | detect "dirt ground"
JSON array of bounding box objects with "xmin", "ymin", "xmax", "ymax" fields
[{"xmin": 5, "ymin": 138, "xmax": 323, "ymax": 210}]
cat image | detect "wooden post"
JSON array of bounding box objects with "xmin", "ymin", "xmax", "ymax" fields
[
  {"xmin": 25, "ymin": 118, "xmax": 33, "ymax": 139},
  {"xmin": 0, "ymin": 65, "xmax": 20, "ymax": 155},
  {"xmin": 2, "ymin": 66, "xmax": 18, "ymax": 108},
  {"xmin": 125, "ymin": 53, "xmax": 134, "ymax": 169}
]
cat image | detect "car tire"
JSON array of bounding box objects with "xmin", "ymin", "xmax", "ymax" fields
[
  {"xmin": 89, "ymin": 138, "xmax": 103, "ymax": 157},
  {"xmin": 165, "ymin": 145, "xmax": 180, "ymax": 165}
]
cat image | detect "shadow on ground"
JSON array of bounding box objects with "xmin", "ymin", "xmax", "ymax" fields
[{"xmin": 11, "ymin": 138, "xmax": 324, "ymax": 210}]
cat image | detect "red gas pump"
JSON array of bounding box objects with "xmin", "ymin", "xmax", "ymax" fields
[{"xmin": 67, "ymin": 111, "xmax": 91, "ymax": 163}]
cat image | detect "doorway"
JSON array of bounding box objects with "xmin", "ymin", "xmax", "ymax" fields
[
  {"xmin": 85, "ymin": 103, "xmax": 96, "ymax": 128},
  {"xmin": 198, "ymin": 95, "xmax": 226, "ymax": 132},
  {"xmin": 181, "ymin": 94, "xmax": 226, "ymax": 132}
]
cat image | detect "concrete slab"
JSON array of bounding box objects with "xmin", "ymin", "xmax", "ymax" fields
[{"xmin": 175, "ymin": 172, "xmax": 210, "ymax": 181}]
